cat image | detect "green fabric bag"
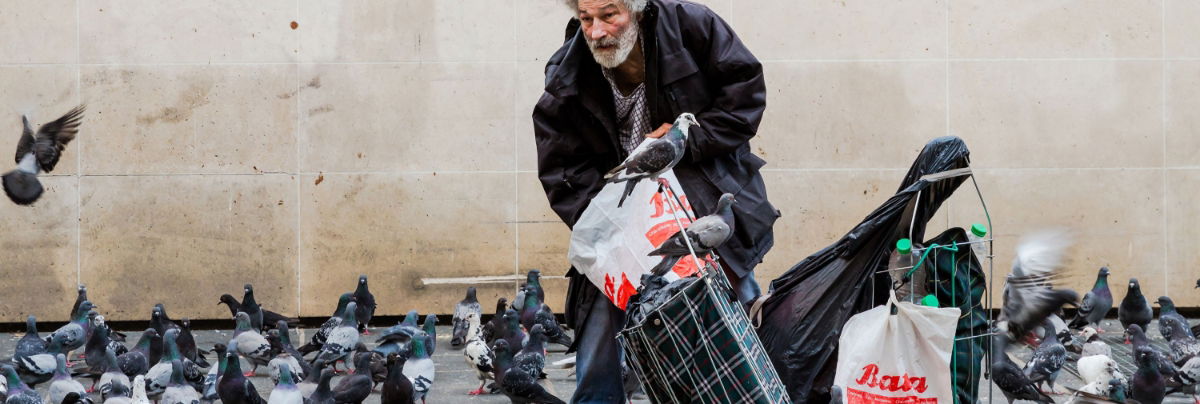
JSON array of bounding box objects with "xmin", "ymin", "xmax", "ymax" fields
[{"xmin": 922, "ymin": 227, "xmax": 989, "ymax": 404}]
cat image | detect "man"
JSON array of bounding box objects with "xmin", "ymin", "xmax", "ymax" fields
[{"xmin": 532, "ymin": 0, "xmax": 778, "ymax": 402}]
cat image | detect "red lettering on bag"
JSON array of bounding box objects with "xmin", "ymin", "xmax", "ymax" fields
[
  {"xmin": 854, "ymin": 364, "xmax": 928, "ymax": 394},
  {"xmin": 855, "ymin": 364, "xmax": 879, "ymax": 387},
  {"xmin": 846, "ymin": 388, "xmax": 937, "ymax": 404},
  {"xmin": 648, "ymin": 191, "xmax": 692, "ymax": 219}
]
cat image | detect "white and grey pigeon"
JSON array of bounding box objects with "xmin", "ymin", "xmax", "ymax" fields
[
  {"xmin": 229, "ymin": 312, "xmax": 273, "ymax": 377},
  {"xmin": 48, "ymin": 301, "xmax": 97, "ymax": 356},
  {"xmin": 1023, "ymin": 320, "xmax": 1067, "ymax": 393},
  {"xmin": 1164, "ymin": 320, "xmax": 1200, "ymax": 365},
  {"xmin": 996, "ymin": 229, "xmax": 1079, "ymax": 343},
  {"xmin": 314, "ymin": 302, "xmax": 359, "ymax": 373},
  {"xmin": 451, "ymin": 287, "xmax": 481, "ymax": 348},
  {"xmin": 130, "ymin": 376, "xmax": 150, "ymax": 404},
  {"xmin": 603, "ymin": 112, "xmax": 699, "ymax": 207},
  {"xmin": 1156, "ymin": 296, "xmax": 1194, "ymax": 342},
  {"xmin": 2, "ymin": 364, "xmax": 43, "ymax": 404},
  {"xmin": 461, "ymin": 312, "xmax": 493, "ymax": 396},
  {"xmin": 161, "ymin": 361, "xmax": 199, "ymax": 404},
  {"xmin": 647, "ymin": 193, "xmax": 736, "ymax": 276},
  {"xmin": 98, "ymin": 348, "xmax": 131, "ymax": 402},
  {"xmin": 267, "ymin": 363, "xmax": 301, "ymax": 404},
  {"xmin": 200, "ymin": 344, "xmax": 227, "ymax": 403},
  {"xmin": 48, "ymin": 354, "xmax": 87, "ymax": 404},
  {"xmin": 402, "ymin": 333, "xmax": 435, "ymax": 404},
  {"xmin": 16, "ymin": 334, "xmax": 67, "ymax": 387},
  {"xmin": 145, "ymin": 329, "xmax": 185, "ymax": 399},
  {"xmin": 3, "ymin": 105, "xmax": 84, "ymax": 205},
  {"xmin": 1079, "ymin": 327, "xmax": 1112, "ymax": 359}
]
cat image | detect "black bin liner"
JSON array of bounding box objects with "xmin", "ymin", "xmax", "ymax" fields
[{"xmin": 754, "ymin": 136, "xmax": 972, "ymax": 403}]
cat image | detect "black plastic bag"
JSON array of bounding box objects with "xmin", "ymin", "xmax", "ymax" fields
[{"xmin": 754, "ymin": 136, "xmax": 972, "ymax": 403}]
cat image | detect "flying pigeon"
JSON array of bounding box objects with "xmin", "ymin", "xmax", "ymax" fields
[
  {"xmin": 648, "ymin": 193, "xmax": 737, "ymax": 276},
  {"xmin": 217, "ymin": 295, "xmax": 299, "ymax": 333},
  {"xmin": 305, "ymin": 369, "xmax": 334, "ymax": 404},
  {"xmin": 462, "ymin": 312, "xmax": 494, "ymax": 396},
  {"xmin": 402, "ymin": 334, "xmax": 435, "ymax": 404},
  {"xmin": 515, "ymin": 324, "xmax": 549, "ymax": 380},
  {"xmin": 98, "ymin": 348, "xmax": 131, "ymax": 402},
  {"xmin": 603, "ymin": 112, "xmax": 698, "ymax": 207},
  {"xmin": 996, "ymin": 230, "xmax": 1079, "ymax": 343},
  {"xmin": 314, "ymin": 302, "xmax": 359, "ymax": 373},
  {"xmin": 1132, "ymin": 346, "xmax": 1167, "ymax": 404},
  {"xmin": 1079, "ymin": 327, "xmax": 1112, "ymax": 359},
  {"xmin": 482, "ymin": 298, "xmax": 507, "ymax": 345},
  {"xmin": 535, "ymin": 304, "xmax": 572, "ymax": 348},
  {"xmin": 296, "ymin": 293, "xmax": 353, "ymax": 356},
  {"xmin": 381, "ymin": 354, "xmax": 415, "ymax": 404},
  {"xmin": 15, "ymin": 315, "xmax": 46, "ymax": 361},
  {"xmin": 331, "ymin": 355, "xmax": 372, "ymax": 404},
  {"xmin": 217, "ymin": 352, "xmax": 266, "ymax": 404},
  {"xmin": 352, "ymin": 275, "xmax": 377, "ymax": 334},
  {"xmin": 990, "ymin": 333, "xmax": 1053, "ymax": 404},
  {"xmin": 1069, "ymin": 267, "xmax": 1112, "ymax": 331},
  {"xmin": 48, "ymin": 354, "xmax": 86, "ymax": 404},
  {"xmin": 1155, "ymin": 296, "xmax": 1193, "ymax": 342},
  {"xmin": 3, "ymin": 364, "xmax": 44, "ymax": 404},
  {"xmin": 266, "ymin": 363, "xmax": 301, "ymax": 404},
  {"xmin": 1024, "ymin": 320, "xmax": 1067, "ymax": 393},
  {"xmin": 161, "ymin": 360, "xmax": 199, "ymax": 404},
  {"xmin": 451, "ymin": 287, "xmax": 481, "ymax": 348},
  {"xmin": 492, "ymin": 340, "xmax": 565, "ymax": 404},
  {"xmin": 116, "ymin": 330, "xmax": 157, "ymax": 378},
  {"xmin": 229, "ymin": 313, "xmax": 273, "ymax": 377},
  {"xmin": 1119, "ymin": 278, "xmax": 1153, "ymax": 333},
  {"xmin": 3, "ymin": 105, "xmax": 84, "ymax": 205}
]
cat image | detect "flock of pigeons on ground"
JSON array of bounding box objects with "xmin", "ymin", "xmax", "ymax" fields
[{"xmin": 982, "ymin": 231, "xmax": 1200, "ymax": 404}]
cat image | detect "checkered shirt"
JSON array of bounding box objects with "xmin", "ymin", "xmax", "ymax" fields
[{"xmin": 602, "ymin": 68, "xmax": 652, "ymax": 156}]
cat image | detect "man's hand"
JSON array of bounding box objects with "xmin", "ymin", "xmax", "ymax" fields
[{"xmin": 645, "ymin": 123, "xmax": 673, "ymax": 139}]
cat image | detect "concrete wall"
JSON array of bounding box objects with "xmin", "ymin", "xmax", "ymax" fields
[{"xmin": 1, "ymin": 0, "xmax": 1196, "ymax": 322}]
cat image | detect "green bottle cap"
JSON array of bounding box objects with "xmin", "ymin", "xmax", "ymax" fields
[
  {"xmin": 896, "ymin": 238, "xmax": 912, "ymax": 255},
  {"xmin": 921, "ymin": 294, "xmax": 940, "ymax": 307},
  {"xmin": 970, "ymin": 223, "xmax": 987, "ymax": 237}
]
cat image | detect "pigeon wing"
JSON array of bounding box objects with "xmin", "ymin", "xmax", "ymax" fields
[
  {"xmin": 15, "ymin": 116, "xmax": 34, "ymax": 164},
  {"xmin": 32, "ymin": 105, "xmax": 84, "ymax": 172}
]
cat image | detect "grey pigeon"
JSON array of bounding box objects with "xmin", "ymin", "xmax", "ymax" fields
[
  {"xmin": 116, "ymin": 330, "xmax": 157, "ymax": 378},
  {"xmin": 401, "ymin": 335, "xmax": 435, "ymax": 404},
  {"xmin": 603, "ymin": 112, "xmax": 698, "ymax": 207},
  {"xmin": 266, "ymin": 363, "xmax": 301, "ymax": 404},
  {"xmin": 534, "ymin": 304, "xmax": 572, "ymax": 348},
  {"xmin": 1118, "ymin": 278, "xmax": 1153, "ymax": 333},
  {"xmin": 996, "ymin": 230, "xmax": 1078, "ymax": 343},
  {"xmin": 229, "ymin": 312, "xmax": 272, "ymax": 376},
  {"xmin": 16, "ymin": 334, "xmax": 67, "ymax": 387},
  {"xmin": 1156, "ymin": 296, "xmax": 1193, "ymax": 342},
  {"xmin": 3, "ymin": 364, "xmax": 44, "ymax": 404},
  {"xmin": 175, "ymin": 319, "xmax": 207, "ymax": 369},
  {"xmin": 161, "ymin": 360, "xmax": 199, "ymax": 404},
  {"xmin": 267, "ymin": 321, "xmax": 311, "ymax": 382},
  {"xmin": 145, "ymin": 329, "xmax": 184, "ymax": 399},
  {"xmin": 1164, "ymin": 321, "xmax": 1200, "ymax": 365},
  {"xmin": 381, "ymin": 354, "xmax": 415, "ymax": 404},
  {"xmin": 481, "ymin": 298, "xmax": 507, "ymax": 345},
  {"xmin": 314, "ymin": 302, "xmax": 359, "ymax": 373},
  {"xmin": 217, "ymin": 295, "xmax": 299, "ymax": 333},
  {"xmin": 513, "ymin": 284, "xmax": 527, "ymax": 312},
  {"xmin": 1079, "ymin": 327, "xmax": 1112, "ymax": 358},
  {"xmin": 1023, "ymin": 320, "xmax": 1066, "ymax": 392},
  {"xmin": 492, "ymin": 340, "xmax": 564, "ymax": 404},
  {"xmin": 47, "ymin": 355, "xmax": 85, "ymax": 404},
  {"xmin": 47, "ymin": 301, "xmax": 96, "ymax": 354},
  {"xmin": 374, "ymin": 311, "xmax": 420, "ymax": 359},
  {"xmin": 58, "ymin": 392, "xmax": 91, "ymax": 404},
  {"xmin": 200, "ymin": 344, "xmax": 226, "ymax": 403},
  {"xmin": 1170, "ymin": 357, "xmax": 1200, "ymax": 396},
  {"xmin": 98, "ymin": 349, "xmax": 130, "ymax": 402},
  {"xmin": 1126, "ymin": 324, "xmax": 1178, "ymax": 379},
  {"xmin": 647, "ymin": 193, "xmax": 737, "ymax": 276},
  {"xmin": 520, "ymin": 284, "xmax": 541, "ymax": 332},
  {"xmin": 461, "ymin": 313, "xmax": 493, "ymax": 396},
  {"xmin": 1069, "ymin": 266, "xmax": 1113, "ymax": 331},
  {"xmin": 501, "ymin": 309, "xmax": 527, "ymax": 352},
  {"xmin": 3, "ymin": 105, "xmax": 83, "ymax": 205},
  {"xmin": 352, "ymin": 275, "xmax": 377, "ymax": 334},
  {"xmin": 422, "ymin": 315, "xmax": 437, "ymax": 355},
  {"xmin": 514, "ymin": 325, "xmax": 548, "ymax": 380},
  {"xmin": 296, "ymin": 293, "xmax": 353, "ymax": 356},
  {"xmin": 217, "ymin": 352, "xmax": 265, "ymax": 404},
  {"xmin": 526, "ymin": 270, "xmax": 545, "ymax": 307},
  {"xmin": 84, "ymin": 321, "xmax": 115, "ymax": 377},
  {"xmin": 989, "ymin": 334, "xmax": 1052, "ymax": 404},
  {"xmin": 331, "ymin": 355, "xmax": 372, "ymax": 404},
  {"xmin": 239, "ymin": 285, "xmax": 264, "ymax": 333},
  {"xmin": 451, "ymin": 287, "xmax": 481, "ymax": 348},
  {"xmin": 305, "ymin": 369, "xmax": 334, "ymax": 404},
  {"xmin": 350, "ymin": 343, "xmax": 386, "ymax": 387},
  {"xmin": 295, "ymin": 359, "xmax": 325, "ymax": 399},
  {"xmin": 69, "ymin": 285, "xmax": 88, "ymax": 324},
  {"xmin": 1132, "ymin": 346, "xmax": 1166, "ymax": 404},
  {"xmin": 151, "ymin": 304, "xmax": 181, "ymax": 339},
  {"xmin": 15, "ymin": 315, "xmax": 45, "ymax": 360}
]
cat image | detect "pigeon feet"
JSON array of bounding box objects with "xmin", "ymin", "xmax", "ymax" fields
[
  {"xmin": 243, "ymin": 371, "xmax": 255, "ymax": 377},
  {"xmin": 361, "ymin": 330, "xmax": 371, "ymax": 336},
  {"xmin": 468, "ymin": 386, "xmax": 486, "ymax": 395},
  {"xmin": 657, "ymin": 178, "xmax": 672, "ymax": 189}
]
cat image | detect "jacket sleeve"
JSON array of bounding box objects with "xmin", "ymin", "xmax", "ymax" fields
[
  {"xmin": 532, "ymin": 92, "xmax": 601, "ymax": 229},
  {"xmin": 676, "ymin": 4, "xmax": 767, "ymax": 163}
]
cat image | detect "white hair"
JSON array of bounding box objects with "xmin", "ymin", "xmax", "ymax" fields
[{"xmin": 562, "ymin": 0, "xmax": 648, "ymax": 14}]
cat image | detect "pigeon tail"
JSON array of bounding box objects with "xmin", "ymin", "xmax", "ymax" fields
[
  {"xmin": 616, "ymin": 180, "xmax": 638, "ymax": 208},
  {"xmin": 3, "ymin": 169, "xmax": 43, "ymax": 205}
]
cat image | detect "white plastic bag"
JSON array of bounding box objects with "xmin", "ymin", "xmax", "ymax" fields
[
  {"xmin": 567, "ymin": 170, "xmax": 703, "ymax": 310},
  {"xmin": 833, "ymin": 292, "xmax": 959, "ymax": 404}
]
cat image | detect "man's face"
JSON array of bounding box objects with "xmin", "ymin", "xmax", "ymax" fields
[{"xmin": 577, "ymin": 0, "xmax": 639, "ymax": 68}]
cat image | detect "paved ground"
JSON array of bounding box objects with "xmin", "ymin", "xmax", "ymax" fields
[{"xmin": 3, "ymin": 319, "xmax": 1196, "ymax": 403}]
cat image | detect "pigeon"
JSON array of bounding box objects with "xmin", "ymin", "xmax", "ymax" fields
[
  {"xmin": 520, "ymin": 285, "xmax": 541, "ymax": 332},
  {"xmin": 84, "ymin": 322, "xmax": 116, "ymax": 377},
  {"xmin": 1077, "ymin": 354, "xmax": 1124, "ymax": 388},
  {"xmin": 1126, "ymin": 324, "xmax": 1178, "ymax": 379},
  {"xmin": 1156, "ymin": 296, "xmax": 1194, "ymax": 342},
  {"xmin": 117, "ymin": 330, "xmax": 157, "ymax": 378},
  {"xmin": 98, "ymin": 349, "xmax": 131, "ymax": 402},
  {"xmin": 2, "ymin": 364, "xmax": 43, "ymax": 404},
  {"xmin": 451, "ymin": 287, "xmax": 481, "ymax": 348},
  {"xmin": 305, "ymin": 369, "xmax": 334, "ymax": 404},
  {"xmin": 482, "ymin": 298, "xmax": 507, "ymax": 345},
  {"xmin": 314, "ymin": 302, "xmax": 359, "ymax": 373},
  {"xmin": 70, "ymin": 285, "xmax": 89, "ymax": 325},
  {"xmin": 332, "ymin": 355, "xmax": 372, "ymax": 404},
  {"xmin": 422, "ymin": 315, "xmax": 437, "ymax": 355},
  {"xmin": 462, "ymin": 313, "xmax": 493, "ymax": 396},
  {"xmin": 515, "ymin": 324, "xmax": 549, "ymax": 380},
  {"xmin": 16, "ymin": 334, "xmax": 67, "ymax": 387},
  {"xmin": 150, "ymin": 305, "xmax": 181, "ymax": 337},
  {"xmin": 238, "ymin": 284, "xmax": 265, "ymax": 333},
  {"xmin": 200, "ymin": 344, "xmax": 226, "ymax": 403},
  {"xmin": 146, "ymin": 329, "xmax": 185, "ymax": 399},
  {"xmin": 375, "ymin": 311, "xmax": 420, "ymax": 357},
  {"xmin": 295, "ymin": 360, "xmax": 325, "ymax": 399},
  {"xmin": 996, "ymin": 230, "xmax": 1079, "ymax": 343},
  {"xmin": 15, "ymin": 315, "xmax": 46, "ymax": 361},
  {"xmin": 162, "ymin": 360, "xmax": 199, "ymax": 404},
  {"xmin": 1132, "ymin": 346, "xmax": 1167, "ymax": 404},
  {"xmin": 829, "ymin": 386, "xmax": 842, "ymax": 404},
  {"xmin": 1119, "ymin": 278, "xmax": 1153, "ymax": 333},
  {"xmin": 1170, "ymin": 356, "xmax": 1200, "ymax": 395},
  {"xmin": 1164, "ymin": 321, "xmax": 1200, "ymax": 365},
  {"xmin": 266, "ymin": 363, "xmax": 301, "ymax": 404},
  {"xmin": 130, "ymin": 375, "xmax": 150, "ymax": 404},
  {"xmin": 990, "ymin": 334, "xmax": 1053, "ymax": 404},
  {"xmin": 648, "ymin": 193, "xmax": 737, "ymax": 276},
  {"xmin": 58, "ymin": 392, "xmax": 92, "ymax": 404},
  {"xmin": 267, "ymin": 321, "xmax": 310, "ymax": 383},
  {"xmin": 48, "ymin": 301, "xmax": 96, "ymax": 355},
  {"xmin": 296, "ymin": 293, "xmax": 354, "ymax": 356},
  {"xmin": 492, "ymin": 340, "xmax": 564, "ymax": 404},
  {"xmin": 175, "ymin": 319, "xmax": 207, "ymax": 369},
  {"xmin": 350, "ymin": 344, "xmax": 386, "ymax": 386},
  {"xmin": 353, "ymin": 275, "xmax": 377, "ymax": 334},
  {"xmin": 48, "ymin": 355, "xmax": 86, "ymax": 404},
  {"xmin": 267, "ymin": 346, "xmax": 303, "ymax": 386},
  {"xmin": 1024, "ymin": 320, "xmax": 1067, "ymax": 393},
  {"xmin": 98, "ymin": 318, "xmax": 127, "ymax": 357},
  {"xmin": 501, "ymin": 309, "xmax": 528, "ymax": 351},
  {"xmin": 3, "ymin": 105, "xmax": 84, "ymax": 205},
  {"xmin": 401, "ymin": 334, "xmax": 435, "ymax": 404},
  {"xmin": 534, "ymin": 304, "xmax": 572, "ymax": 348},
  {"xmin": 217, "ymin": 352, "xmax": 265, "ymax": 404},
  {"xmin": 526, "ymin": 270, "xmax": 546, "ymax": 307},
  {"xmin": 217, "ymin": 295, "xmax": 299, "ymax": 334},
  {"xmin": 381, "ymin": 354, "xmax": 415, "ymax": 404},
  {"xmin": 603, "ymin": 112, "xmax": 698, "ymax": 207},
  {"xmin": 1080, "ymin": 327, "xmax": 1112, "ymax": 359},
  {"xmin": 229, "ymin": 312, "xmax": 273, "ymax": 377},
  {"xmin": 103, "ymin": 382, "xmax": 133, "ymax": 404},
  {"xmin": 1069, "ymin": 267, "xmax": 1113, "ymax": 331},
  {"xmin": 513, "ymin": 284, "xmax": 527, "ymax": 312}
]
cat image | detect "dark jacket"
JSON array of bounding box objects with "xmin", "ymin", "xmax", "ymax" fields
[{"xmin": 532, "ymin": 0, "xmax": 779, "ymax": 345}]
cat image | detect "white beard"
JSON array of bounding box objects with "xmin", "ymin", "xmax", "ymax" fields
[{"xmin": 587, "ymin": 18, "xmax": 639, "ymax": 68}]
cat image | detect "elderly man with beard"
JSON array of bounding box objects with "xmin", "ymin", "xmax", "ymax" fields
[{"xmin": 532, "ymin": 0, "xmax": 778, "ymax": 402}]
